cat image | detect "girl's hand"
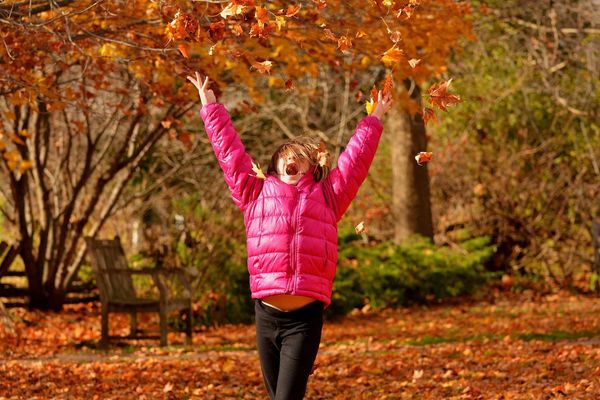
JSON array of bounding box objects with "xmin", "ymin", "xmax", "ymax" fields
[
  {"xmin": 371, "ymin": 90, "xmax": 393, "ymax": 120},
  {"xmin": 187, "ymin": 71, "xmax": 217, "ymax": 106}
]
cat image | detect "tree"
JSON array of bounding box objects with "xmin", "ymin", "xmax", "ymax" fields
[{"xmin": 0, "ymin": 0, "xmax": 471, "ymax": 309}]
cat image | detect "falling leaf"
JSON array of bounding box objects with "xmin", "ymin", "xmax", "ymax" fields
[
  {"xmin": 355, "ymin": 30, "xmax": 367, "ymax": 38},
  {"xmin": 382, "ymin": 74, "xmax": 393, "ymax": 97},
  {"xmin": 314, "ymin": 0, "xmax": 327, "ymax": 11},
  {"xmin": 251, "ymin": 60, "xmax": 273, "ymax": 74},
  {"xmin": 408, "ymin": 58, "xmax": 421, "ymax": 68},
  {"xmin": 177, "ymin": 43, "xmax": 190, "ymax": 58},
  {"xmin": 285, "ymin": 79, "xmax": 295, "ymax": 91},
  {"xmin": 355, "ymin": 221, "xmax": 367, "ymax": 234},
  {"xmin": 19, "ymin": 160, "xmax": 33, "ymax": 173},
  {"xmin": 323, "ymin": 28, "xmax": 337, "ymax": 41},
  {"xmin": 338, "ymin": 36, "xmax": 353, "ymax": 52},
  {"xmin": 220, "ymin": 3, "xmax": 245, "ymax": 19},
  {"xmin": 415, "ymin": 151, "xmax": 433, "ymax": 166},
  {"xmin": 355, "ymin": 90, "xmax": 363, "ymax": 102},
  {"xmin": 389, "ymin": 30, "xmax": 402, "ymax": 43},
  {"xmin": 275, "ymin": 16, "xmax": 286, "ymax": 31},
  {"xmin": 421, "ymin": 107, "xmax": 437, "ymax": 125},
  {"xmin": 427, "ymin": 78, "xmax": 461, "ymax": 111},
  {"xmin": 381, "ymin": 46, "xmax": 404, "ymax": 66},
  {"xmin": 285, "ymin": 4, "xmax": 302, "ymax": 17},
  {"xmin": 252, "ymin": 161, "xmax": 266, "ymax": 179}
]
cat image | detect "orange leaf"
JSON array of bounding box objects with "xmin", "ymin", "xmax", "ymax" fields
[
  {"xmin": 286, "ymin": 5, "xmax": 301, "ymax": 17},
  {"xmin": 337, "ymin": 36, "xmax": 352, "ymax": 52},
  {"xmin": 177, "ymin": 43, "xmax": 190, "ymax": 59},
  {"xmin": 285, "ymin": 79, "xmax": 295, "ymax": 91},
  {"xmin": 415, "ymin": 151, "xmax": 433, "ymax": 166},
  {"xmin": 355, "ymin": 30, "xmax": 367, "ymax": 38},
  {"xmin": 314, "ymin": 0, "xmax": 327, "ymax": 11},
  {"xmin": 427, "ymin": 78, "xmax": 461, "ymax": 111},
  {"xmin": 382, "ymin": 75, "xmax": 393, "ymax": 97},
  {"xmin": 251, "ymin": 60, "xmax": 273, "ymax": 74},
  {"xmin": 381, "ymin": 46, "xmax": 404, "ymax": 66},
  {"xmin": 421, "ymin": 107, "xmax": 437, "ymax": 125},
  {"xmin": 323, "ymin": 28, "xmax": 337, "ymax": 41},
  {"xmin": 255, "ymin": 5, "xmax": 269, "ymax": 27}
]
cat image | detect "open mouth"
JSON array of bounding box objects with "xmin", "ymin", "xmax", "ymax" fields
[{"xmin": 285, "ymin": 163, "xmax": 299, "ymax": 176}]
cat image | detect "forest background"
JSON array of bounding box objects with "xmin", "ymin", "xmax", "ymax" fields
[{"xmin": 0, "ymin": 0, "xmax": 598, "ymax": 323}]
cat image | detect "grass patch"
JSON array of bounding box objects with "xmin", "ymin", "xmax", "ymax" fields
[{"xmin": 516, "ymin": 328, "xmax": 600, "ymax": 342}]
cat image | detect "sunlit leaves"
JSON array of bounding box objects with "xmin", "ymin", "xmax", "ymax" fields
[
  {"xmin": 251, "ymin": 60, "xmax": 273, "ymax": 74},
  {"xmin": 381, "ymin": 46, "xmax": 405, "ymax": 66},
  {"xmin": 427, "ymin": 78, "xmax": 461, "ymax": 111}
]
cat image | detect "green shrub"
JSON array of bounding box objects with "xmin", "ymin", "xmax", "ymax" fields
[{"xmin": 329, "ymin": 229, "xmax": 496, "ymax": 317}]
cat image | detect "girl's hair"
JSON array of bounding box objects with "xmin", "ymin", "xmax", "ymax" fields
[{"xmin": 267, "ymin": 136, "xmax": 330, "ymax": 182}]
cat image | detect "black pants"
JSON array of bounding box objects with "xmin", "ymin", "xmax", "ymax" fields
[{"xmin": 254, "ymin": 299, "xmax": 324, "ymax": 400}]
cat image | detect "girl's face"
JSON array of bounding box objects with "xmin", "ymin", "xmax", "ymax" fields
[{"xmin": 276, "ymin": 155, "xmax": 310, "ymax": 185}]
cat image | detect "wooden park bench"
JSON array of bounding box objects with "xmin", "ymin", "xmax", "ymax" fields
[
  {"xmin": 85, "ymin": 236, "xmax": 193, "ymax": 347},
  {"xmin": 0, "ymin": 241, "xmax": 20, "ymax": 280}
]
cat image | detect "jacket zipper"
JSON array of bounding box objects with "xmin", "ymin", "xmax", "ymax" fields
[{"xmin": 288, "ymin": 188, "xmax": 302, "ymax": 294}]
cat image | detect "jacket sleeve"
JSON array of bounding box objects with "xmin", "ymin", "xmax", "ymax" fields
[
  {"xmin": 325, "ymin": 115, "xmax": 384, "ymax": 221},
  {"xmin": 200, "ymin": 102, "xmax": 263, "ymax": 210}
]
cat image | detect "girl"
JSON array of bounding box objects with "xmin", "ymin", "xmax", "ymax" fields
[{"xmin": 188, "ymin": 72, "xmax": 392, "ymax": 400}]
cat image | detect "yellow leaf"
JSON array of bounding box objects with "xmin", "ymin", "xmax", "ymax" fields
[
  {"xmin": 381, "ymin": 46, "xmax": 405, "ymax": 66},
  {"xmin": 365, "ymin": 99, "xmax": 377, "ymax": 115},
  {"xmin": 220, "ymin": 3, "xmax": 245, "ymax": 19},
  {"xmin": 275, "ymin": 16, "xmax": 286, "ymax": 31},
  {"xmin": 252, "ymin": 161, "xmax": 266, "ymax": 179},
  {"xmin": 19, "ymin": 160, "xmax": 33, "ymax": 173}
]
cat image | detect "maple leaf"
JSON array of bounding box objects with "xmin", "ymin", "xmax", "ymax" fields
[
  {"xmin": 255, "ymin": 5, "xmax": 269, "ymax": 27},
  {"xmin": 285, "ymin": 79, "xmax": 295, "ymax": 91},
  {"xmin": 220, "ymin": 3, "xmax": 245, "ymax": 19},
  {"xmin": 177, "ymin": 43, "xmax": 190, "ymax": 58},
  {"xmin": 355, "ymin": 221, "xmax": 367, "ymax": 234},
  {"xmin": 251, "ymin": 161, "xmax": 266, "ymax": 179},
  {"xmin": 381, "ymin": 46, "xmax": 405, "ymax": 66},
  {"xmin": 251, "ymin": 60, "xmax": 273, "ymax": 74},
  {"xmin": 355, "ymin": 90, "xmax": 363, "ymax": 102},
  {"xmin": 408, "ymin": 58, "xmax": 421, "ymax": 68},
  {"xmin": 323, "ymin": 28, "xmax": 337, "ymax": 41},
  {"xmin": 415, "ymin": 151, "xmax": 433, "ymax": 166},
  {"xmin": 421, "ymin": 107, "xmax": 437, "ymax": 125},
  {"xmin": 337, "ymin": 36, "xmax": 352, "ymax": 52},
  {"xmin": 313, "ymin": 0, "xmax": 327, "ymax": 11},
  {"xmin": 382, "ymin": 74, "xmax": 393, "ymax": 97},
  {"xmin": 285, "ymin": 4, "xmax": 302, "ymax": 17},
  {"xmin": 427, "ymin": 78, "xmax": 461, "ymax": 111}
]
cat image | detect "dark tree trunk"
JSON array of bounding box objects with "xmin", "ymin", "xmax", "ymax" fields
[{"xmin": 390, "ymin": 80, "xmax": 434, "ymax": 243}]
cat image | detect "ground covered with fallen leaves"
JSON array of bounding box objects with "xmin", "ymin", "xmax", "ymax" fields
[{"xmin": 1, "ymin": 292, "xmax": 600, "ymax": 399}]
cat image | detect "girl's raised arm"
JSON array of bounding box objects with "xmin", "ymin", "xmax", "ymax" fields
[
  {"xmin": 188, "ymin": 72, "xmax": 263, "ymax": 209},
  {"xmin": 325, "ymin": 90, "xmax": 392, "ymax": 221}
]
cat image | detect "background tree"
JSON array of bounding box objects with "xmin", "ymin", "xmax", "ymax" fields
[
  {"xmin": 0, "ymin": 0, "xmax": 472, "ymax": 309},
  {"xmin": 428, "ymin": 0, "xmax": 599, "ymax": 288}
]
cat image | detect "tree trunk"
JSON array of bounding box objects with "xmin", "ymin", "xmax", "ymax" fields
[{"xmin": 389, "ymin": 81, "xmax": 434, "ymax": 244}]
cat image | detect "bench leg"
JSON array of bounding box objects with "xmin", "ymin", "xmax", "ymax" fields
[
  {"xmin": 101, "ymin": 304, "xmax": 109, "ymax": 348},
  {"xmin": 185, "ymin": 307, "xmax": 193, "ymax": 345},
  {"xmin": 159, "ymin": 308, "xmax": 167, "ymax": 347}
]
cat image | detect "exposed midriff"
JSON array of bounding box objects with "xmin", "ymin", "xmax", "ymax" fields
[{"xmin": 261, "ymin": 294, "xmax": 316, "ymax": 312}]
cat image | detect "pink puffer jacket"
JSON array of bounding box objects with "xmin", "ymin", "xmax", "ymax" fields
[{"xmin": 200, "ymin": 102, "xmax": 383, "ymax": 306}]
